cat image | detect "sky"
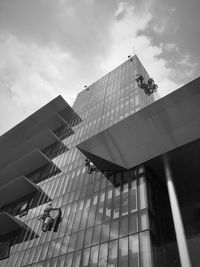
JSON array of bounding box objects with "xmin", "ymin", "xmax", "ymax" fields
[{"xmin": 0, "ymin": 0, "xmax": 199, "ymax": 135}]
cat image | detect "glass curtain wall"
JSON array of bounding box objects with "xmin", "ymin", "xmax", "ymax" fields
[{"xmin": 0, "ymin": 56, "xmax": 155, "ymax": 267}]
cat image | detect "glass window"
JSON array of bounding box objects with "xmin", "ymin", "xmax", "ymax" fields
[
  {"xmin": 50, "ymin": 257, "xmax": 58, "ymax": 267},
  {"xmin": 118, "ymin": 237, "xmax": 128, "ymax": 266},
  {"xmin": 95, "ymin": 191, "xmax": 105, "ymax": 225},
  {"xmin": 68, "ymin": 233, "xmax": 78, "ymax": 253},
  {"xmin": 140, "ymin": 231, "xmax": 152, "ymax": 267},
  {"xmin": 110, "ymin": 219, "xmax": 119, "ymax": 240},
  {"xmin": 20, "ymin": 248, "xmax": 31, "ymax": 266},
  {"xmin": 47, "ymin": 241, "xmax": 56, "ymax": 259},
  {"xmin": 104, "ymin": 188, "xmax": 112, "ymax": 222},
  {"xmin": 140, "ymin": 210, "xmax": 149, "ymax": 231},
  {"xmin": 53, "ymin": 237, "xmax": 63, "ymax": 257},
  {"xmin": 139, "ymin": 177, "xmax": 147, "ymax": 209},
  {"xmin": 80, "ymin": 198, "xmax": 90, "ymax": 230},
  {"xmin": 129, "ymin": 188, "xmax": 137, "ymax": 213},
  {"xmin": 98, "ymin": 242, "xmax": 108, "ymax": 267},
  {"xmin": 89, "ymin": 245, "xmax": 99, "ymax": 267},
  {"xmin": 121, "ymin": 190, "xmax": 128, "ymax": 216},
  {"xmin": 87, "ymin": 198, "xmax": 97, "ymax": 228},
  {"xmin": 57, "ymin": 255, "xmax": 67, "ymax": 267},
  {"xmin": 113, "ymin": 193, "xmax": 120, "ymax": 219},
  {"xmin": 66, "ymin": 202, "xmax": 78, "ymax": 234},
  {"xmin": 39, "ymin": 242, "xmax": 49, "ymax": 261},
  {"xmin": 119, "ymin": 215, "xmax": 128, "ymax": 237},
  {"xmin": 65, "ymin": 253, "xmax": 73, "ymax": 267},
  {"xmin": 72, "ymin": 200, "xmax": 84, "ymax": 232},
  {"xmin": 60, "ymin": 235, "xmax": 70, "ymax": 255},
  {"xmin": 108, "ymin": 240, "xmax": 118, "ymax": 267},
  {"xmin": 92, "ymin": 224, "xmax": 101, "ymax": 245},
  {"xmin": 33, "ymin": 244, "xmax": 42, "ymax": 262},
  {"xmin": 101, "ymin": 222, "xmax": 110, "ymax": 243},
  {"xmin": 82, "ymin": 248, "xmax": 90, "ymax": 267},
  {"xmin": 72, "ymin": 250, "xmax": 82, "ymax": 267},
  {"xmin": 76, "ymin": 230, "xmax": 85, "ymax": 250},
  {"xmin": 129, "ymin": 213, "xmax": 138, "ymax": 234},
  {"xmin": 129, "ymin": 234, "xmax": 139, "ymax": 267},
  {"xmin": 84, "ymin": 228, "xmax": 93, "ymax": 248},
  {"xmin": 27, "ymin": 246, "xmax": 37, "ymax": 264}
]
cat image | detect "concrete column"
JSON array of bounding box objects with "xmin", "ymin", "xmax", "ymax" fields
[{"xmin": 163, "ymin": 154, "xmax": 192, "ymax": 267}]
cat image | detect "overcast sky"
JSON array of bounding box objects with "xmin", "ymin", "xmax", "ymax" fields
[{"xmin": 0, "ymin": 0, "xmax": 199, "ymax": 135}]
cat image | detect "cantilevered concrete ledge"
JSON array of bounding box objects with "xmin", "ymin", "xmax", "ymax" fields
[
  {"xmin": 0, "ymin": 95, "xmax": 80, "ymax": 151},
  {"xmin": 0, "ymin": 212, "xmax": 40, "ymax": 239},
  {"xmin": 77, "ymin": 77, "xmax": 200, "ymax": 170},
  {"xmin": 0, "ymin": 149, "xmax": 55, "ymax": 187},
  {"xmin": 0, "ymin": 212, "xmax": 24, "ymax": 236},
  {"xmin": 0, "ymin": 176, "xmax": 42, "ymax": 208},
  {"xmin": 0, "ymin": 128, "xmax": 67, "ymax": 169}
]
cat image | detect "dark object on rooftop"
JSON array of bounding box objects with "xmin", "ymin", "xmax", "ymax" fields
[
  {"xmin": 128, "ymin": 55, "xmax": 133, "ymax": 61},
  {"xmin": 84, "ymin": 85, "xmax": 89, "ymax": 91}
]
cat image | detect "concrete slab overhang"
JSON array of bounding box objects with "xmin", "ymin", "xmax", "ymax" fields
[
  {"xmin": 77, "ymin": 77, "xmax": 200, "ymax": 170},
  {"xmin": 0, "ymin": 95, "xmax": 81, "ymax": 151},
  {"xmin": 0, "ymin": 149, "xmax": 55, "ymax": 187},
  {"xmin": 0, "ymin": 212, "xmax": 24, "ymax": 236},
  {"xmin": 0, "ymin": 176, "xmax": 42, "ymax": 208},
  {"xmin": 0, "ymin": 128, "xmax": 67, "ymax": 169}
]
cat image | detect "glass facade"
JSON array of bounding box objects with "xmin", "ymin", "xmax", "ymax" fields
[{"xmin": 0, "ymin": 55, "xmax": 165, "ymax": 267}]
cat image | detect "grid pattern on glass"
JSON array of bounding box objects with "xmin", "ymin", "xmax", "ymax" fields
[{"xmin": 0, "ymin": 56, "xmax": 155, "ymax": 267}]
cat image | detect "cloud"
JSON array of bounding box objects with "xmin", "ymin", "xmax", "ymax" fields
[
  {"xmin": 162, "ymin": 42, "xmax": 178, "ymax": 52},
  {"xmin": 0, "ymin": 33, "xmax": 85, "ymax": 134},
  {"xmin": 150, "ymin": 4, "xmax": 177, "ymax": 34},
  {"xmin": 0, "ymin": 0, "xmax": 198, "ymax": 135},
  {"xmin": 0, "ymin": 0, "xmax": 116, "ymax": 61},
  {"xmin": 98, "ymin": 1, "xmax": 181, "ymax": 96},
  {"xmin": 0, "ymin": 0, "xmax": 119, "ymax": 134}
]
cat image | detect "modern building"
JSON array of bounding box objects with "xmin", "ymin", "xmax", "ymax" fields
[{"xmin": 0, "ymin": 55, "xmax": 199, "ymax": 267}]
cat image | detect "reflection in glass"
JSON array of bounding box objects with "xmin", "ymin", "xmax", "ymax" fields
[
  {"xmin": 72, "ymin": 250, "xmax": 81, "ymax": 267},
  {"xmin": 139, "ymin": 177, "xmax": 147, "ymax": 209},
  {"xmin": 119, "ymin": 237, "xmax": 128, "ymax": 266},
  {"xmin": 129, "ymin": 213, "xmax": 138, "ymax": 234},
  {"xmin": 57, "ymin": 255, "xmax": 66, "ymax": 267},
  {"xmin": 129, "ymin": 234, "xmax": 139, "ymax": 266},
  {"xmin": 121, "ymin": 191, "xmax": 128, "ymax": 216},
  {"xmin": 49, "ymin": 257, "xmax": 58, "ymax": 267},
  {"xmin": 101, "ymin": 222, "xmax": 110, "ymax": 243},
  {"xmin": 108, "ymin": 240, "xmax": 118, "ymax": 267},
  {"xmin": 89, "ymin": 245, "xmax": 99, "ymax": 267},
  {"xmin": 129, "ymin": 188, "xmax": 137, "ymax": 212},
  {"xmin": 113, "ymin": 189, "xmax": 120, "ymax": 219},
  {"xmin": 60, "ymin": 235, "xmax": 70, "ymax": 255},
  {"xmin": 98, "ymin": 242, "xmax": 108, "ymax": 267},
  {"xmin": 65, "ymin": 253, "xmax": 73, "ymax": 267},
  {"xmin": 119, "ymin": 216, "xmax": 128, "ymax": 237},
  {"xmin": 76, "ymin": 230, "xmax": 85, "ymax": 250},
  {"xmin": 82, "ymin": 248, "xmax": 90, "ymax": 267},
  {"xmin": 53, "ymin": 237, "xmax": 63, "ymax": 257},
  {"xmin": 140, "ymin": 231, "xmax": 152, "ymax": 267},
  {"xmin": 140, "ymin": 210, "xmax": 149, "ymax": 231},
  {"xmin": 110, "ymin": 220, "xmax": 119, "ymax": 240},
  {"xmin": 68, "ymin": 233, "xmax": 77, "ymax": 253},
  {"xmin": 84, "ymin": 228, "xmax": 93, "ymax": 248},
  {"xmin": 92, "ymin": 224, "xmax": 101, "ymax": 245}
]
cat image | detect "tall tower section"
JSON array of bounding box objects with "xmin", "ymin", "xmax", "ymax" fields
[{"xmin": 0, "ymin": 55, "xmax": 161, "ymax": 267}]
